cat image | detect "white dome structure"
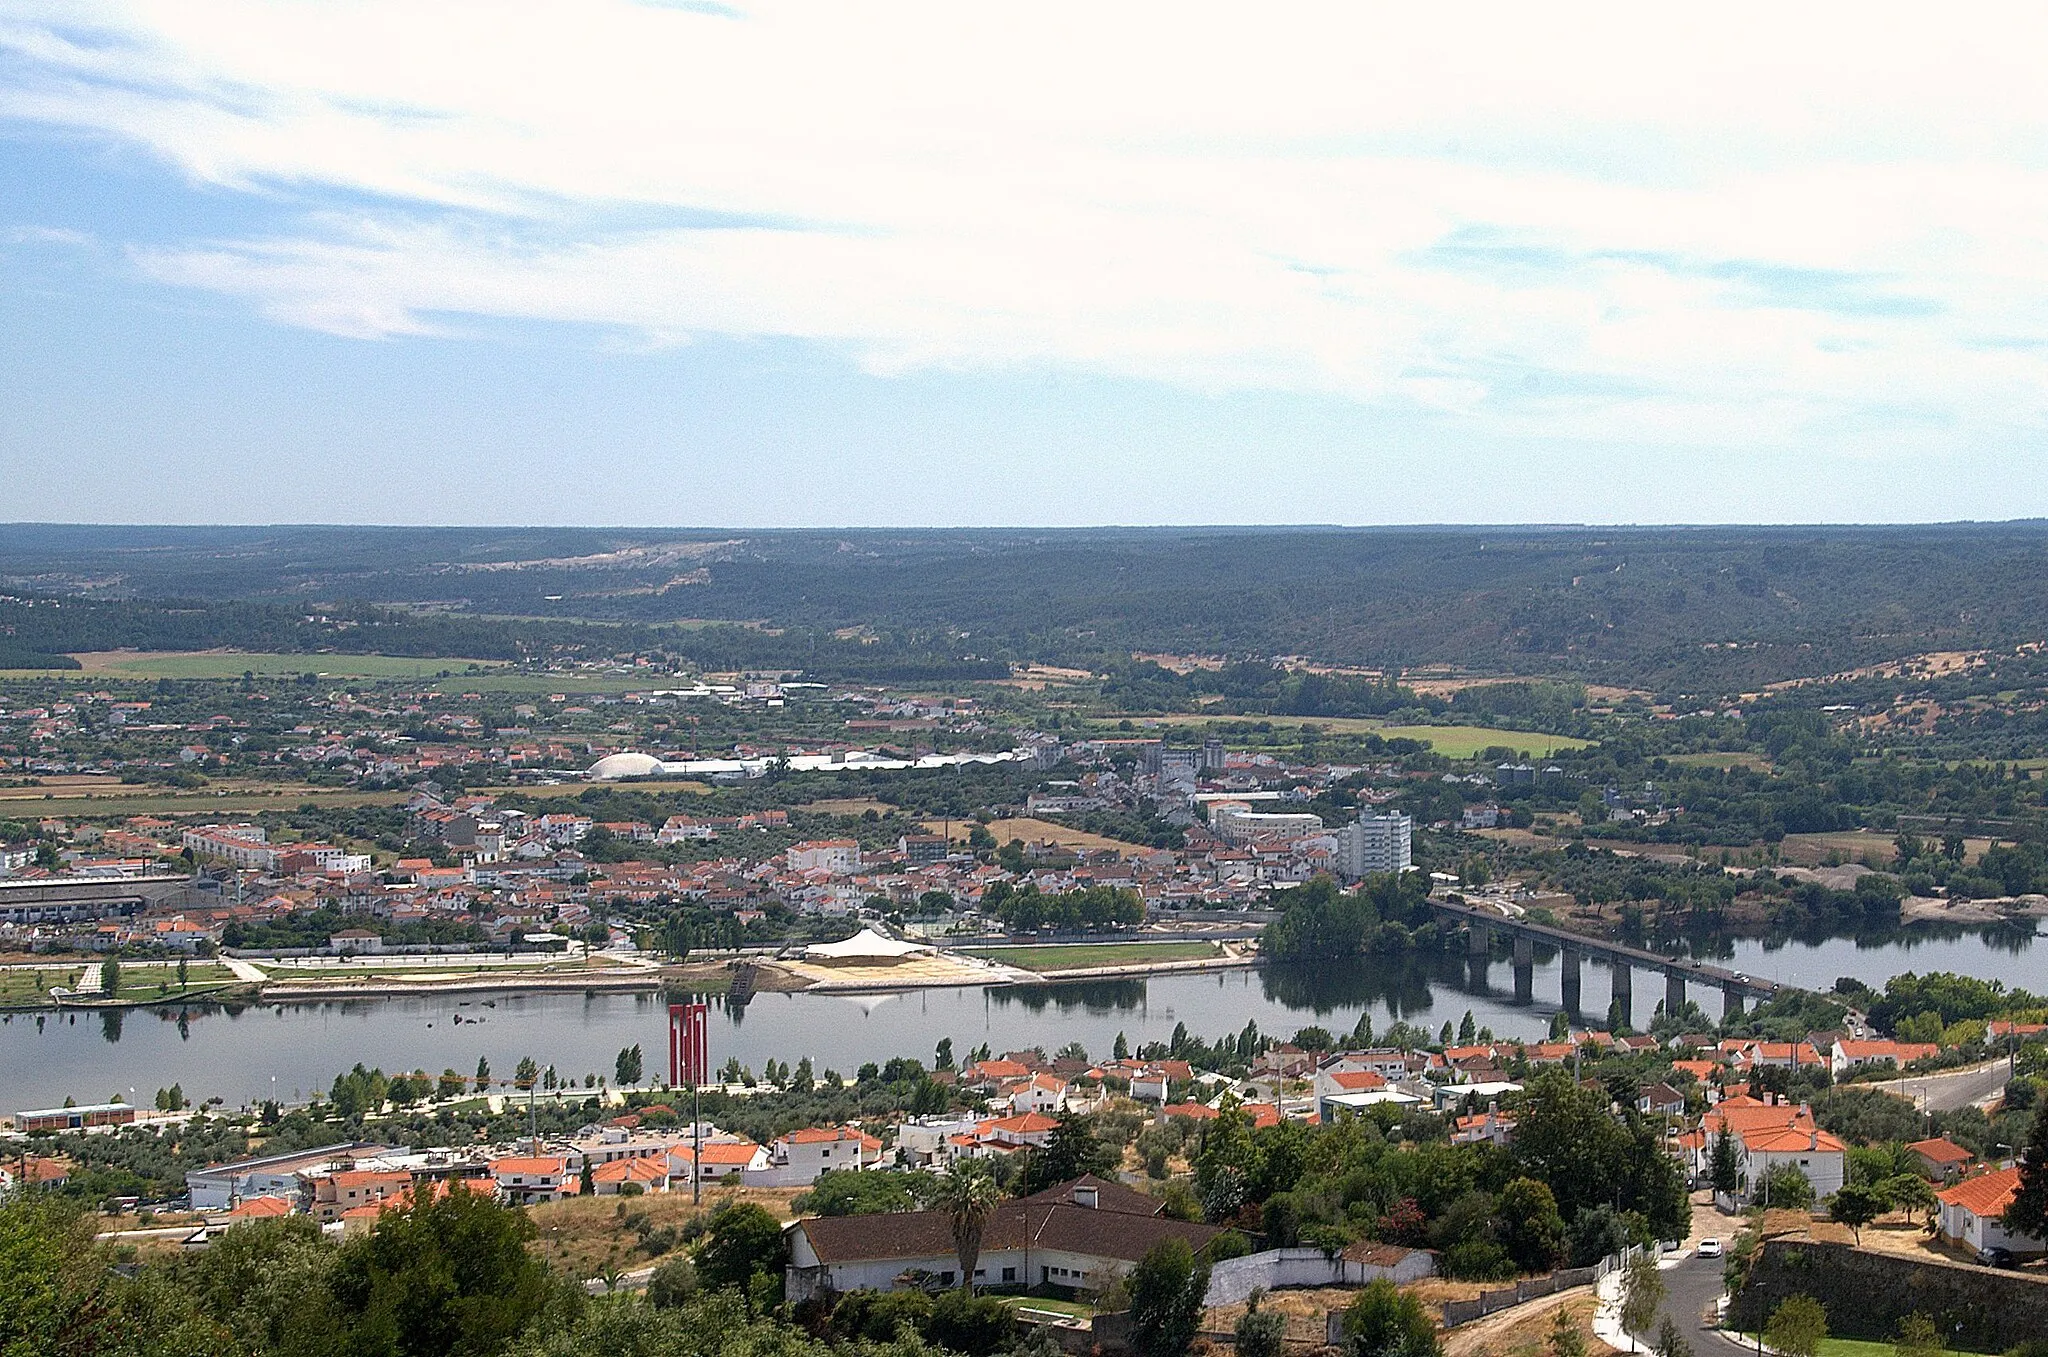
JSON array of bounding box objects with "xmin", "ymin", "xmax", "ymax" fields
[{"xmin": 586, "ymin": 751, "xmax": 668, "ymax": 780}]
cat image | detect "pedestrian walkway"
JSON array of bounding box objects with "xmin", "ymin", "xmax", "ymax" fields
[{"xmin": 73, "ymin": 963, "xmax": 104, "ymax": 995}]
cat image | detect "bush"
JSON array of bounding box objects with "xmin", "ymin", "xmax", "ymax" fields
[
  {"xmin": 926, "ymin": 1290, "xmax": 1015, "ymax": 1356},
  {"xmin": 1236, "ymin": 1293, "xmax": 1287, "ymax": 1357},
  {"xmin": 645, "ymin": 1256, "xmax": 698, "ymax": 1309}
]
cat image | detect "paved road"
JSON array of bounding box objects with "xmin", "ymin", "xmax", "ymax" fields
[
  {"xmin": 1897, "ymin": 1059, "xmax": 2014, "ymax": 1112},
  {"xmin": 1638, "ymin": 1249, "xmax": 1729, "ymax": 1351}
]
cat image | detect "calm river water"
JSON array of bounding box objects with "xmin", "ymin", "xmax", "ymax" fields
[{"xmin": 1, "ymin": 925, "xmax": 2038, "ymax": 1113}]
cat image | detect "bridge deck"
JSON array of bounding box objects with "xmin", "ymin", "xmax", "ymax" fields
[{"xmin": 1429, "ymin": 897, "xmax": 1781, "ymax": 997}]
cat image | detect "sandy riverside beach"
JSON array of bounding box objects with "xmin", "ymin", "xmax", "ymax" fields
[{"xmin": 778, "ymin": 940, "xmax": 1260, "ymax": 994}]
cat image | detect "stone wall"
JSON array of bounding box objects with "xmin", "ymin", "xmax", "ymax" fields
[{"xmin": 1728, "ymin": 1239, "xmax": 2048, "ymax": 1351}]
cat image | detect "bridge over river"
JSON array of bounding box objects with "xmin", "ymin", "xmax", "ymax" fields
[{"xmin": 1427, "ymin": 896, "xmax": 1786, "ymax": 1025}]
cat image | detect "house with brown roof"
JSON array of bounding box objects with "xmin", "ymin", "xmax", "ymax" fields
[{"xmin": 787, "ymin": 1176, "xmax": 1220, "ymax": 1301}]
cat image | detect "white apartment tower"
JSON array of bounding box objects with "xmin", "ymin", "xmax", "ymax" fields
[{"xmin": 1334, "ymin": 813, "xmax": 1412, "ymax": 879}]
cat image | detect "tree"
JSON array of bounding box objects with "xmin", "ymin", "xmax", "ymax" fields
[
  {"xmin": 438, "ymin": 1068, "xmax": 465, "ymax": 1099},
  {"xmin": 1880, "ymin": 1173, "xmax": 1937, "ymax": 1225},
  {"xmin": 1655, "ymin": 1315, "xmax": 1694, "ymax": 1357},
  {"xmin": 1128, "ymin": 1237, "xmax": 1210, "ymax": 1357},
  {"xmin": 1497, "ymin": 1177, "xmax": 1567, "ymax": 1273},
  {"xmin": 1236, "ymin": 1291, "xmax": 1287, "ymax": 1357},
  {"xmin": 1620, "ymin": 1251, "xmax": 1666, "ymax": 1338},
  {"xmin": 1114, "ymin": 1031, "xmax": 1131, "ymax": 1060},
  {"xmin": 474, "ymin": 1056, "xmax": 491, "ymax": 1092},
  {"xmin": 326, "ymin": 1184, "xmax": 566, "ymax": 1357},
  {"xmin": 935, "ymin": 1038, "xmax": 955, "ymax": 1070},
  {"xmin": 2004, "ymin": 1101, "xmax": 2048, "ymax": 1241},
  {"xmin": 514, "ymin": 1056, "xmax": 540, "ymax": 1091},
  {"xmin": 1759, "ymin": 1163, "xmax": 1815, "ymax": 1209},
  {"xmin": 1894, "ymin": 1312, "xmax": 1942, "ymax": 1357},
  {"xmin": 1343, "ymin": 1278, "xmax": 1441, "ymax": 1357},
  {"xmin": 645, "ymin": 1256, "xmax": 698, "ymax": 1309},
  {"xmin": 1547, "ymin": 1307, "xmax": 1587, "ymax": 1357},
  {"xmin": 1549, "ymin": 1010, "xmax": 1571, "ymax": 1041},
  {"xmin": 1459, "ymin": 1011, "xmax": 1477, "ymax": 1044},
  {"xmin": 1830, "ymin": 1182, "xmax": 1887, "ymax": 1242},
  {"xmin": 1764, "ymin": 1296, "xmax": 1827, "ymax": 1357},
  {"xmin": 693, "ymin": 1202, "xmax": 788, "ymax": 1308},
  {"xmin": 1024, "ymin": 1112, "xmax": 1117, "ymax": 1194},
  {"xmin": 176, "ymin": 957, "xmax": 189, "ymax": 989},
  {"xmin": 932, "ymin": 1167, "xmax": 1000, "ymax": 1291},
  {"xmin": 1708, "ymin": 1133, "xmax": 1742, "ymax": 1196},
  {"xmin": 100, "ymin": 958, "xmax": 121, "ymax": 996},
  {"xmin": 615, "ymin": 1044, "xmax": 643, "ymax": 1087}
]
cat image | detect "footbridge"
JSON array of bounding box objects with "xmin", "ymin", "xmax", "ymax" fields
[{"xmin": 1426, "ymin": 896, "xmax": 1785, "ymax": 1025}]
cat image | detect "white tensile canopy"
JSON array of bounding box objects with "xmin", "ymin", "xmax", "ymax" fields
[{"xmin": 803, "ymin": 928, "xmax": 931, "ymax": 963}]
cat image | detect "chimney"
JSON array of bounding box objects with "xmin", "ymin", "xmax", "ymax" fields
[
  {"xmin": 1074, "ymin": 1185, "xmax": 1098, "ymax": 1209},
  {"xmin": 1809, "ymin": 1130, "xmax": 1818, "ymax": 1151}
]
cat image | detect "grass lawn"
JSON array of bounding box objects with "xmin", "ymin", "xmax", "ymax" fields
[
  {"xmin": 1372, "ymin": 725, "xmax": 1591, "ymax": 758},
  {"xmin": 68, "ymin": 651, "xmax": 508, "ymax": 680},
  {"xmin": 108, "ymin": 963, "xmax": 241, "ymax": 1001},
  {"xmin": 0, "ymin": 967, "xmax": 83, "ymax": 1005},
  {"xmin": 1000, "ymin": 1295, "xmax": 1096, "ymax": 1319},
  {"xmin": 1739, "ymin": 1336, "xmax": 1998, "ymax": 1357},
  {"xmin": 960, "ymin": 940, "xmax": 1220, "ymax": 971}
]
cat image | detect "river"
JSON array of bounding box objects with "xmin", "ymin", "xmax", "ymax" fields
[{"xmin": 0, "ymin": 924, "xmax": 2037, "ymax": 1113}]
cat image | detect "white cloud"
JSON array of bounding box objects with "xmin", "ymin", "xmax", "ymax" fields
[{"xmin": 5, "ymin": 0, "xmax": 2048, "ymax": 448}]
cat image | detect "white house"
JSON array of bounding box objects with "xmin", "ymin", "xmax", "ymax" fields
[
  {"xmin": 1737, "ymin": 1122, "xmax": 1846, "ymax": 1201},
  {"xmin": 772, "ymin": 1126, "xmax": 885, "ymax": 1183},
  {"xmin": 1936, "ymin": 1168, "xmax": 2047, "ymax": 1260},
  {"xmin": 787, "ymin": 1176, "xmax": 1220, "ymax": 1301}
]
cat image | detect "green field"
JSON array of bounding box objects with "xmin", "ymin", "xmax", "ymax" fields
[
  {"xmin": 1083, "ymin": 714, "xmax": 1590, "ymax": 758},
  {"xmin": 0, "ymin": 967, "xmax": 84, "ymax": 1006},
  {"xmin": 63, "ymin": 651, "xmax": 509, "ymax": 680},
  {"xmin": 1372, "ymin": 725, "xmax": 1590, "ymax": 758},
  {"xmin": 108, "ymin": 963, "xmax": 240, "ymax": 1001},
  {"xmin": 256, "ymin": 959, "xmax": 596, "ymax": 981},
  {"xmin": 1665, "ymin": 751, "xmax": 1771, "ymax": 770},
  {"xmin": 0, "ymin": 788, "xmax": 409, "ymax": 819},
  {"xmin": 1739, "ymin": 1337, "xmax": 1996, "ymax": 1357},
  {"xmin": 959, "ymin": 940, "xmax": 1221, "ymax": 971}
]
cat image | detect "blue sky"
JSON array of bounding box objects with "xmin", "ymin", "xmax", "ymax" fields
[{"xmin": 3, "ymin": 2, "xmax": 2047, "ymax": 526}]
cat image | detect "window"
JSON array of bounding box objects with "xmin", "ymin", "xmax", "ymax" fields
[{"xmin": 1002, "ymin": 1268, "xmax": 1016, "ymax": 1282}]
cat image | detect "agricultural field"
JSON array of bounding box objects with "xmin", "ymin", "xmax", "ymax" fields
[
  {"xmin": 67, "ymin": 651, "xmax": 508, "ymax": 680},
  {"xmin": 926, "ymin": 816, "xmax": 1136, "ymax": 853},
  {"xmin": 957, "ymin": 940, "xmax": 1221, "ymax": 971},
  {"xmin": 1779, "ymin": 830, "xmax": 1991, "ymax": 867},
  {"xmin": 1372, "ymin": 725, "xmax": 1591, "ymax": 759},
  {"xmin": 0, "ymin": 787, "xmax": 410, "ymax": 818}
]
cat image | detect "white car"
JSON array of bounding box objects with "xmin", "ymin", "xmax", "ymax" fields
[{"xmin": 1696, "ymin": 1238, "xmax": 1723, "ymax": 1258}]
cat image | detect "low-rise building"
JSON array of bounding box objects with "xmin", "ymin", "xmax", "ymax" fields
[{"xmin": 1936, "ymin": 1168, "xmax": 2047, "ymax": 1260}]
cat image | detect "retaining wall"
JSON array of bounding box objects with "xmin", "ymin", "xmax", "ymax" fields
[
  {"xmin": 1727, "ymin": 1239, "xmax": 2048, "ymax": 1352},
  {"xmin": 1203, "ymin": 1246, "xmax": 1435, "ymax": 1307}
]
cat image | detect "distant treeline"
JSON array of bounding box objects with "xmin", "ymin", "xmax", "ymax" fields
[
  {"xmin": 14, "ymin": 523, "xmax": 2048, "ymax": 692},
  {"xmin": 0, "ymin": 595, "xmax": 1008, "ymax": 681}
]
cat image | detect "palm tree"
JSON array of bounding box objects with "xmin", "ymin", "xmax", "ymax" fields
[{"xmin": 934, "ymin": 1166, "xmax": 1001, "ymax": 1292}]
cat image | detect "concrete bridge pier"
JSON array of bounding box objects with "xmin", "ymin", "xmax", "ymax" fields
[
  {"xmin": 1467, "ymin": 952, "xmax": 1492, "ymax": 993},
  {"xmin": 1467, "ymin": 920, "xmax": 1491, "ymax": 956},
  {"xmin": 1722, "ymin": 983, "xmax": 1746, "ymax": 1021},
  {"xmin": 1559, "ymin": 948, "xmax": 1583, "ymax": 1018},
  {"xmin": 1512, "ymin": 933, "xmax": 1535, "ymax": 1005},
  {"xmin": 1609, "ymin": 960, "xmax": 1633, "ymax": 1031},
  {"xmin": 1665, "ymin": 968, "xmax": 1686, "ymax": 1022}
]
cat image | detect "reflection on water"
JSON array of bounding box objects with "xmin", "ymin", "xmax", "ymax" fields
[{"xmin": 0, "ymin": 922, "xmax": 2034, "ymax": 1113}]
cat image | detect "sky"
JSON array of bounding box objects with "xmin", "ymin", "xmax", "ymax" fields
[{"xmin": 4, "ymin": 2, "xmax": 2048, "ymax": 526}]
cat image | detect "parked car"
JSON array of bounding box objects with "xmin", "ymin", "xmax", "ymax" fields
[
  {"xmin": 1977, "ymin": 1246, "xmax": 2015, "ymax": 1269},
  {"xmin": 1697, "ymin": 1238, "xmax": 1723, "ymax": 1258}
]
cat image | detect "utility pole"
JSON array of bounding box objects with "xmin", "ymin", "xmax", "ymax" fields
[{"xmin": 693, "ymin": 1078, "xmax": 702, "ymax": 1206}]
